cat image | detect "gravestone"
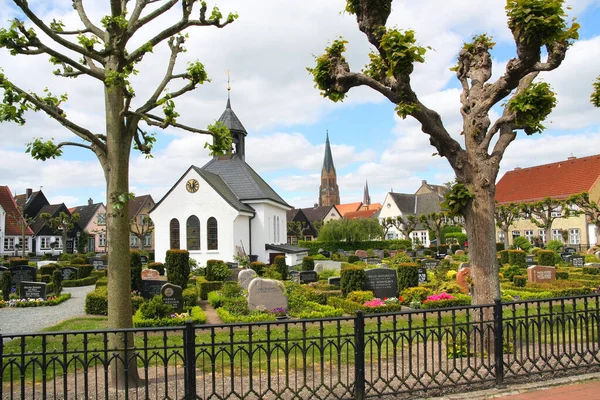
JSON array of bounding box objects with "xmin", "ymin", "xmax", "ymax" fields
[
  {"xmin": 527, "ymin": 265, "xmax": 555, "ymax": 283},
  {"xmin": 570, "ymin": 256, "xmax": 585, "ymax": 268},
  {"xmin": 456, "ymin": 267, "xmax": 471, "ymax": 293},
  {"xmin": 328, "ymin": 276, "xmax": 341, "ymax": 286},
  {"xmin": 377, "ymin": 263, "xmax": 389, "ymax": 269},
  {"xmin": 564, "ymin": 247, "xmax": 576, "ymax": 254},
  {"xmin": 373, "ymin": 249, "xmax": 385, "ymax": 259},
  {"xmin": 421, "ymin": 259, "xmax": 438, "ymax": 270},
  {"xmin": 388, "ymin": 250, "xmax": 398, "ymax": 258},
  {"xmin": 355, "ymin": 250, "xmax": 368, "ymax": 259},
  {"xmin": 247, "ymin": 278, "xmax": 287, "ymax": 312},
  {"xmin": 140, "ymin": 255, "xmax": 149, "ymax": 264},
  {"xmin": 60, "ymin": 266, "xmax": 78, "ymax": 281},
  {"xmin": 366, "ymin": 257, "xmax": 381, "ymax": 265},
  {"xmin": 364, "ymin": 268, "xmax": 398, "ymax": 299},
  {"xmin": 288, "ymin": 270, "xmax": 299, "ymax": 282},
  {"xmin": 314, "ymin": 263, "xmax": 324, "ymax": 273},
  {"xmin": 560, "ymin": 253, "xmax": 571, "ymax": 262},
  {"xmin": 89, "ymin": 257, "xmax": 108, "ymax": 270},
  {"xmin": 161, "ymin": 283, "xmax": 183, "ymax": 312},
  {"xmin": 318, "ymin": 250, "xmax": 331, "ymax": 258},
  {"xmin": 459, "ymin": 262, "xmax": 470, "ymax": 270},
  {"xmin": 238, "ymin": 269, "xmax": 257, "ymax": 290},
  {"xmin": 140, "ymin": 279, "xmax": 167, "ymax": 299},
  {"xmin": 416, "ymin": 249, "xmax": 425, "ymax": 257},
  {"xmin": 444, "ymin": 255, "xmax": 453, "ymax": 261},
  {"xmin": 526, "ymin": 255, "xmax": 535, "ymax": 263},
  {"xmin": 299, "ymin": 270, "xmax": 318, "ymax": 284},
  {"xmin": 418, "ymin": 267, "xmax": 428, "ymax": 284},
  {"xmin": 455, "ymin": 250, "xmax": 465, "ymax": 256},
  {"xmin": 19, "ymin": 281, "xmax": 47, "ymax": 300},
  {"xmin": 595, "ymin": 251, "xmax": 600, "ymax": 260},
  {"xmin": 406, "ymin": 250, "xmax": 416, "ymax": 258},
  {"xmin": 9, "ymin": 265, "xmax": 37, "ymax": 286},
  {"xmin": 141, "ymin": 269, "xmax": 160, "ymax": 280},
  {"xmin": 227, "ymin": 262, "xmax": 239, "ymax": 269}
]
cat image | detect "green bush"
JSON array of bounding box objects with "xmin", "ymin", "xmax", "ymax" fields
[
  {"xmin": 289, "ymin": 301, "xmax": 344, "ymax": 319},
  {"xmin": 340, "ymin": 267, "xmax": 366, "ymax": 295},
  {"xmin": 301, "ymin": 256, "xmax": 315, "ymax": 271},
  {"xmin": 537, "ymin": 250, "xmax": 556, "ymax": 266},
  {"xmin": 305, "ymin": 289, "xmax": 342, "ymax": 305},
  {"xmin": 273, "ymin": 256, "xmax": 288, "ymax": 280},
  {"xmin": 450, "ymin": 244, "xmax": 461, "ymax": 253},
  {"xmin": 183, "ymin": 287, "xmax": 199, "ymax": 308},
  {"xmin": 52, "ymin": 269, "xmax": 63, "ymax": 295},
  {"xmin": 148, "ymin": 262, "xmax": 165, "ymax": 275},
  {"xmin": 166, "ymin": 250, "xmax": 190, "ymax": 288},
  {"xmin": 9, "ymin": 258, "xmax": 29, "ymax": 268},
  {"xmin": 70, "ymin": 256, "xmax": 87, "ymax": 265},
  {"xmin": 347, "ymin": 255, "xmax": 360, "ymax": 264},
  {"xmin": 11, "ymin": 293, "xmax": 71, "ymax": 307},
  {"xmin": 249, "ymin": 261, "xmax": 266, "ymax": 276},
  {"xmin": 40, "ymin": 274, "xmax": 52, "ymax": 283},
  {"xmin": 508, "ymin": 250, "xmax": 526, "ymax": 268},
  {"xmin": 1, "ymin": 271, "xmax": 11, "ymax": 301},
  {"xmin": 400, "ymin": 286, "xmax": 434, "ymax": 304},
  {"xmin": 208, "ymin": 261, "xmax": 231, "ymax": 282},
  {"xmin": 221, "ymin": 281, "xmax": 243, "ymax": 297},
  {"xmin": 139, "ymin": 295, "xmax": 173, "ymax": 319},
  {"xmin": 196, "ymin": 278, "xmax": 223, "ymax": 300},
  {"xmin": 222, "ymin": 297, "xmax": 250, "ymax": 315},
  {"xmin": 75, "ymin": 264, "xmax": 94, "ymax": 279},
  {"xmin": 546, "ymin": 240, "xmax": 564, "ymax": 252},
  {"xmin": 512, "ymin": 275, "xmax": 527, "ymax": 287},
  {"xmin": 263, "ymin": 266, "xmax": 283, "ymax": 280},
  {"xmin": 85, "ymin": 287, "xmax": 109, "ymax": 315},
  {"xmin": 396, "ymin": 262, "xmax": 419, "ymax": 291},
  {"xmin": 39, "ymin": 264, "xmax": 58, "ymax": 276},
  {"xmin": 91, "ymin": 270, "xmax": 106, "ymax": 279},
  {"xmin": 496, "ymin": 243, "xmax": 505, "ymax": 251},
  {"xmin": 498, "ymin": 250, "xmax": 509, "ymax": 266},
  {"xmin": 583, "ymin": 267, "xmax": 600, "ymax": 275},
  {"xmin": 62, "ymin": 275, "xmax": 98, "ymax": 287},
  {"xmin": 318, "ymin": 269, "xmax": 338, "ymax": 281},
  {"xmin": 556, "ymin": 272, "xmax": 569, "ymax": 280},
  {"xmin": 95, "ymin": 276, "xmax": 108, "ymax": 288},
  {"xmin": 502, "ymin": 265, "xmax": 526, "ymax": 282},
  {"xmin": 298, "ymin": 239, "xmax": 411, "ymax": 255},
  {"xmin": 216, "ymin": 308, "xmax": 275, "ymax": 323},
  {"xmin": 512, "ymin": 236, "xmax": 532, "ymax": 252},
  {"xmin": 207, "ymin": 291, "xmax": 225, "ymax": 308},
  {"xmin": 133, "ymin": 306, "xmax": 206, "ymax": 327},
  {"xmin": 130, "ymin": 251, "xmax": 143, "ymax": 291},
  {"xmin": 327, "ymin": 297, "xmax": 404, "ymax": 314},
  {"xmin": 347, "ymin": 291, "xmax": 374, "ymax": 304}
]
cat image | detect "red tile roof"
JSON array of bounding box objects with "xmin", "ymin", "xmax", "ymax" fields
[
  {"xmin": 344, "ymin": 209, "xmax": 379, "ymax": 219},
  {"xmin": 495, "ymin": 154, "xmax": 600, "ymax": 204},
  {"xmin": 0, "ymin": 186, "xmax": 34, "ymax": 236},
  {"xmin": 335, "ymin": 202, "xmax": 363, "ymax": 217}
]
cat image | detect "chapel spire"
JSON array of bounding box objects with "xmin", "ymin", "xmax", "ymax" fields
[
  {"xmin": 318, "ymin": 130, "xmax": 340, "ymax": 207},
  {"xmin": 216, "ymin": 74, "xmax": 247, "ymax": 160},
  {"xmin": 363, "ymin": 180, "xmax": 371, "ymax": 206}
]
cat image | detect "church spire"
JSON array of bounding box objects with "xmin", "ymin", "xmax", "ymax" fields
[
  {"xmin": 318, "ymin": 131, "xmax": 340, "ymax": 207},
  {"xmin": 363, "ymin": 180, "xmax": 371, "ymax": 206},
  {"xmin": 322, "ymin": 130, "xmax": 335, "ymax": 173},
  {"xmin": 216, "ymin": 74, "xmax": 247, "ymax": 160}
]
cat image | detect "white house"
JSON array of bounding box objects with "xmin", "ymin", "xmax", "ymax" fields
[
  {"xmin": 0, "ymin": 185, "xmax": 34, "ymax": 256},
  {"xmin": 151, "ymin": 97, "xmax": 303, "ymax": 266}
]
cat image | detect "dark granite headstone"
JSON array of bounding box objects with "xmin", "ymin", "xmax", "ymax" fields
[
  {"xmin": 366, "ymin": 257, "xmax": 381, "ymax": 265},
  {"xmin": 289, "ymin": 270, "xmax": 300, "ymax": 282},
  {"xmin": 299, "ymin": 270, "xmax": 318, "ymax": 284},
  {"xmin": 570, "ymin": 256, "xmax": 585, "ymax": 268},
  {"xmin": 0, "ymin": 266, "xmax": 8, "ymax": 274},
  {"xmin": 560, "ymin": 253, "xmax": 571, "ymax": 262},
  {"xmin": 9, "ymin": 265, "xmax": 37, "ymax": 286},
  {"xmin": 416, "ymin": 249, "xmax": 426, "ymax": 257},
  {"xmin": 526, "ymin": 255, "xmax": 535, "ymax": 263},
  {"xmin": 418, "ymin": 267, "xmax": 428, "ymax": 284},
  {"xmin": 319, "ymin": 250, "xmax": 331, "ymax": 258},
  {"xmin": 60, "ymin": 266, "xmax": 78, "ymax": 280},
  {"xmin": 421, "ymin": 259, "xmax": 438, "ymax": 270},
  {"xmin": 564, "ymin": 247, "xmax": 576, "ymax": 254},
  {"xmin": 226, "ymin": 262, "xmax": 239, "ymax": 269},
  {"xmin": 140, "ymin": 255, "xmax": 148, "ymax": 264},
  {"xmin": 89, "ymin": 257, "xmax": 108, "ymax": 270},
  {"xmin": 328, "ymin": 276, "xmax": 341, "ymax": 286},
  {"xmin": 19, "ymin": 281, "xmax": 47, "ymax": 300},
  {"xmin": 364, "ymin": 268, "xmax": 398, "ymax": 299},
  {"xmin": 161, "ymin": 283, "xmax": 183, "ymax": 312},
  {"xmin": 140, "ymin": 279, "xmax": 167, "ymax": 299},
  {"xmin": 406, "ymin": 251, "xmax": 416, "ymax": 258}
]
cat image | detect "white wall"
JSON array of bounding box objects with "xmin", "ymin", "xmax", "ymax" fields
[
  {"xmin": 0, "ymin": 204, "xmax": 4, "ymax": 255},
  {"xmin": 378, "ymin": 193, "xmax": 404, "ymax": 239},
  {"xmin": 151, "ymin": 169, "xmax": 244, "ymax": 266},
  {"xmin": 247, "ymin": 202, "xmax": 288, "ymax": 263},
  {"xmin": 589, "ymin": 223, "xmax": 598, "ymax": 246},
  {"xmin": 233, "ymin": 215, "xmax": 250, "ymax": 258}
]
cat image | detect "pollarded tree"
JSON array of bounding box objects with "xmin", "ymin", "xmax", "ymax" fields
[
  {"xmin": 567, "ymin": 192, "xmax": 600, "ymax": 240},
  {"xmin": 0, "ymin": 0, "xmax": 236, "ymax": 387},
  {"xmin": 381, "ymin": 215, "xmax": 417, "ymax": 240},
  {"xmin": 419, "ymin": 212, "xmax": 447, "ymax": 247},
  {"xmin": 592, "ymin": 76, "xmax": 600, "ymax": 107},
  {"xmin": 130, "ymin": 214, "xmax": 153, "ymax": 251},
  {"xmin": 40, "ymin": 211, "xmax": 80, "ymax": 254},
  {"xmin": 520, "ymin": 197, "xmax": 570, "ymax": 243},
  {"xmin": 494, "ymin": 202, "xmax": 520, "ymax": 249},
  {"xmin": 308, "ymin": 0, "xmax": 578, "ymax": 305}
]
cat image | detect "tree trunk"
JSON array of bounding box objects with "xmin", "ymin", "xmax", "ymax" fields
[
  {"xmin": 62, "ymin": 230, "xmax": 68, "ymax": 255},
  {"xmin": 503, "ymin": 229, "xmax": 510, "ymax": 249},
  {"xmin": 103, "ymin": 70, "xmax": 142, "ymax": 389},
  {"xmin": 21, "ymin": 230, "xmax": 26, "ymax": 258}
]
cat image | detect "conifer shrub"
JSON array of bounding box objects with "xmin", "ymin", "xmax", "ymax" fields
[
  {"xmin": 340, "ymin": 267, "xmax": 366, "ymax": 296},
  {"xmin": 537, "ymin": 250, "xmax": 556, "ymax": 266},
  {"xmin": 347, "ymin": 255, "xmax": 360, "ymax": 264},
  {"xmin": 396, "ymin": 262, "xmax": 419, "ymax": 291},
  {"xmin": 148, "ymin": 262, "xmax": 165, "ymax": 275},
  {"xmin": 249, "ymin": 261, "xmax": 266, "ymax": 276},
  {"xmin": 273, "ymin": 256, "xmax": 288, "ymax": 280},
  {"xmin": 512, "ymin": 275, "xmax": 527, "ymax": 288},
  {"xmin": 508, "ymin": 250, "xmax": 526, "ymax": 267},
  {"xmin": 39, "ymin": 264, "xmax": 58, "ymax": 276},
  {"xmin": 165, "ymin": 250, "xmax": 190, "ymax": 288},
  {"xmin": 52, "ymin": 269, "xmax": 63, "ymax": 295},
  {"xmin": 1, "ymin": 271, "xmax": 11, "ymax": 301},
  {"xmin": 130, "ymin": 250, "xmax": 143, "ymax": 291},
  {"xmin": 499, "ymin": 250, "xmax": 510, "ymax": 265},
  {"xmin": 302, "ymin": 256, "xmax": 315, "ymax": 271}
]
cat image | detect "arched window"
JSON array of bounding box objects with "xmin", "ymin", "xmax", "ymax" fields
[
  {"xmin": 273, "ymin": 216, "xmax": 276, "ymax": 242},
  {"xmin": 186, "ymin": 216, "xmax": 200, "ymax": 250},
  {"xmin": 207, "ymin": 217, "xmax": 218, "ymax": 250},
  {"xmin": 276, "ymin": 216, "xmax": 280, "ymax": 242},
  {"xmin": 170, "ymin": 218, "xmax": 180, "ymax": 249}
]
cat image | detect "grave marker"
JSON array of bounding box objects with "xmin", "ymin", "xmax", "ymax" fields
[
  {"xmin": 19, "ymin": 281, "xmax": 47, "ymax": 300},
  {"xmin": 527, "ymin": 265, "xmax": 555, "ymax": 283},
  {"xmin": 161, "ymin": 283, "xmax": 183, "ymax": 312},
  {"xmin": 421, "ymin": 259, "xmax": 438, "ymax": 270},
  {"xmin": 314, "ymin": 263, "xmax": 324, "ymax": 274},
  {"xmin": 60, "ymin": 266, "xmax": 78, "ymax": 281},
  {"xmin": 564, "ymin": 247, "xmax": 576, "ymax": 255},
  {"xmin": 247, "ymin": 278, "xmax": 287, "ymax": 312},
  {"xmin": 456, "ymin": 267, "xmax": 471, "ymax": 293},
  {"xmin": 288, "ymin": 270, "xmax": 299, "ymax": 282},
  {"xmin": 364, "ymin": 268, "xmax": 398, "ymax": 299},
  {"xmin": 560, "ymin": 253, "xmax": 571, "ymax": 262},
  {"xmin": 89, "ymin": 257, "xmax": 108, "ymax": 270},
  {"xmin": 328, "ymin": 276, "xmax": 341, "ymax": 286},
  {"xmin": 355, "ymin": 250, "xmax": 368, "ymax": 259},
  {"xmin": 418, "ymin": 267, "xmax": 428, "ymax": 284},
  {"xmin": 299, "ymin": 271, "xmax": 318, "ymax": 284},
  {"xmin": 570, "ymin": 256, "xmax": 585, "ymax": 268},
  {"xmin": 140, "ymin": 279, "xmax": 167, "ymax": 299},
  {"xmin": 141, "ymin": 269, "xmax": 160, "ymax": 280},
  {"xmin": 140, "ymin": 255, "xmax": 148, "ymax": 264},
  {"xmin": 9, "ymin": 265, "xmax": 37, "ymax": 286},
  {"xmin": 238, "ymin": 269, "xmax": 257, "ymax": 290}
]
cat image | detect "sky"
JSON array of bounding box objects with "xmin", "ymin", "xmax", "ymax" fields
[{"xmin": 0, "ymin": 0, "xmax": 599, "ymax": 210}]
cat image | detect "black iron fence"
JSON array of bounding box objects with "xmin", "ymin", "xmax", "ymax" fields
[{"xmin": 2, "ymin": 294, "xmax": 600, "ymax": 399}]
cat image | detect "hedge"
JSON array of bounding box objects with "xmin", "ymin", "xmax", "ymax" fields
[
  {"xmin": 207, "ymin": 291, "xmax": 225, "ymax": 308},
  {"xmin": 496, "ymin": 243, "xmax": 505, "ymax": 251},
  {"xmin": 508, "ymin": 250, "xmax": 526, "ymax": 268},
  {"xmin": 196, "ymin": 279, "xmax": 224, "ymax": 300},
  {"xmin": 305, "ymin": 289, "xmax": 343, "ymax": 305},
  {"xmin": 537, "ymin": 250, "xmax": 556, "ymax": 266},
  {"xmin": 216, "ymin": 308, "xmax": 276, "ymax": 323},
  {"xmin": 513, "ymin": 275, "xmax": 527, "ymax": 287},
  {"xmin": 347, "ymin": 255, "xmax": 360, "ymax": 264},
  {"xmin": 9, "ymin": 258, "xmax": 29, "ymax": 268},
  {"xmin": 340, "ymin": 267, "xmax": 366, "ymax": 296},
  {"xmin": 39, "ymin": 264, "xmax": 58, "ymax": 276},
  {"xmin": 289, "ymin": 301, "xmax": 344, "ymax": 319},
  {"xmin": 166, "ymin": 250, "xmax": 190, "ymax": 288},
  {"xmin": 421, "ymin": 294, "xmax": 472, "ymax": 309},
  {"xmin": 183, "ymin": 287, "xmax": 199, "ymax": 308},
  {"xmin": 133, "ymin": 306, "xmax": 206, "ymax": 327},
  {"xmin": 130, "ymin": 251, "xmax": 143, "ymax": 291},
  {"xmin": 205, "ymin": 260, "xmax": 231, "ymax": 282},
  {"xmin": 62, "ymin": 276, "xmax": 98, "ymax": 287},
  {"xmin": 396, "ymin": 263, "xmax": 419, "ymax": 291},
  {"xmin": 95, "ymin": 277, "xmax": 108, "ymax": 288},
  {"xmin": 75, "ymin": 264, "xmax": 94, "ymax": 279},
  {"xmin": 273, "ymin": 256, "xmax": 288, "ymax": 280},
  {"xmin": 250, "ymin": 261, "xmax": 266, "ymax": 276},
  {"xmin": 301, "ymin": 256, "xmax": 315, "ymax": 271},
  {"xmin": 556, "ymin": 272, "xmax": 569, "ymax": 280},
  {"xmin": 85, "ymin": 287, "xmax": 144, "ymax": 315},
  {"xmin": 298, "ymin": 240, "xmax": 413, "ymax": 255},
  {"xmin": 498, "ymin": 250, "xmax": 509, "ymax": 265},
  {"xmin": 147, "ymin": 262, "xmax": 165, "ymax": 275},
  {"xmin": 327, "ymin": 297, "xmax": 404, "ymax": 314}
]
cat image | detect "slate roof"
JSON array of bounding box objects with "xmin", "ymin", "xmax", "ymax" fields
[
  {"xmin": 129, "ymin": 195, "xmax": 154, "ymax": 219},
  {"xmin": 30, "ymin": 204, "xmax": 62, "ymax": 234},
  {"xmin": 192, "ymin": 167, "xmax": 255, "ymax": 213},
  {"xmin": 389, "ymin": 193, "xmax": 416, "ymax": 214},
  {"xmin": 0, "ymin": 186, "xmax": 33, "ymax": 236},
  {"xmin": 202, "ymin": 157, "xmax": 290, "ymax": 208},
  {"xmin": 415, "ymin": 192, "xmax": 446, "ymax": 215},
  {"xmin": 345, "ymin": 208, "xmax": 380, "ymax": 219},
  {"xmin": 265, "ymin": 243, "xmax": 308, "ymax": 254},
  {"xmin": 218, "ymin": 98, "xmax": 247, "ymax": 135},
  {"xmin": 72, "ymin": 202, "xmax": 103, "ymax": 229},
  {"xmin": 287, "ymin": 208, "xmax": 301, "ymax": 221},
  {"xmin": 301, "ymin": 205, "xmax": 335, "ymax": 223},
  {"xmin": 322, "ymin": 132, "xmax": 335, "ymax": 173},
  {"xmin": 335, "ymin": 202, "xmax": 363, "ymax": 217},
  {"xmin": 495, "ymin": 154, "xmax": 600, "ymax": 204}
]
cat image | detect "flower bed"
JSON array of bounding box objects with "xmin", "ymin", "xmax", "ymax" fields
[
  {"xmin": 420, "ymin": 292, "xmax": 471, "ymax": 309},
  {"xmin": 327, "ymin": 297, "xmax": 404, "ymax": 314},
  {"xmin": 133, "ymin": 306, "xmax": 206, "ymax": 327},
  {"xmin": 216, "ymin": 308, "xmax": 276, "ymax": 323},
  {"xmin": 0, "ymin": 293, "xmax": 71, "ymax": 308}
]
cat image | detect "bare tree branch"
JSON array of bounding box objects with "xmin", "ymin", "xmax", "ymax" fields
[
  {"xmin": 72, "ymin": 0, "xmax": 105, "ymax": 39},
  {"xmin": 128, "ymin": 0, "xmax": 179, "ymax": 36},
  {"xmin": 142, "ymin": 112, "xmax": 212, "ymax": 134},
  {"xmin": 56, "ymin": 141, "xmax": 94, "ymax": 151}
]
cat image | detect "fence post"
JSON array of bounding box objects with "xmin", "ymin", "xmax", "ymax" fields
[
  {"xmin": 493, "ymin": 298, "xmax": 504, "ymax": 387},
  {"xmin": 354, "ymin": 310, "xmax": 366, "ymax": 400},
  {"xmin": 0, "ymin": 331, "xmax": 3, "ymax": 400},
  {"xmin": 184, "ymin": 320, "xmax": 197, "ymax": 399}
]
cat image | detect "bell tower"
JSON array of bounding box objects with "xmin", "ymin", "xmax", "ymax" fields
[{"xmin": 318, "ymin": 131, "xmax": 340, "ymax": 207}]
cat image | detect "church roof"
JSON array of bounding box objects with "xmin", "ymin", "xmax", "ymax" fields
[
  {"xmin": 218, "ymin": 98, "xmax": 247, "ymax": 136},
  {"xmin": 322, "ymin": 132, "xmax": 335, "ymax": 173},
  {"xmin": 202, "ymin": 157, "xmax": 290, "ymax": 208},
  {"xmin": 192, "ymin": 167, "xmax": 255, "ymax": 213}
]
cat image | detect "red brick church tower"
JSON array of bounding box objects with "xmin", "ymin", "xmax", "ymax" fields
[{"xmin": 318, "ymin": 132, "xmax": 340, "ymax": 206}]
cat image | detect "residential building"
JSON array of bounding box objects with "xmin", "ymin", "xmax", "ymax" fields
[
  {"xmin": 495, "ymin": 154, "xmax": 600, "ymax": 247},
  {"xmin": 336, "ymin": 202, "xmax": 363, "ymax": 218},
  {"xmin": 0, "ymin": 186, "xmax": 34, "ymax": 256},
  {"xmin": 318, "ymin": 132, "xmax": 340, "ymax": 207},
  {"xmin": 151, "ymin": 96, "xmax": 305, "ymax": 266},
  {"xmin": 71, "ymin": 198, "xmax": 107, "ymax": 254},
  {"xmin": 129, "ymin": 195, "xmax": 155, "ymax": 252},
  {"xmin": 378, "ymin": 180, "xmax": 449, "ymax": 245}
]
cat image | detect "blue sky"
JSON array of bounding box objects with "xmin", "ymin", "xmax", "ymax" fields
[{"xmin": 0, "ymin": 0, "xmax": 599, "ymax": 209}]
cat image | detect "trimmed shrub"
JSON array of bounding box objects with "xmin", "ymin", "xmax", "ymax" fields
[
  {"xmin": 75, "ymin": 264, "xmax": 94, "ymax": 279},
  {"xmin": 263, "ymin": 266, "xmax": 282, "ymax": 280},
  {"xmin": 327, "ymin": 297, "xmax": 404, "ymax": 314},
  {"xmin": 400, "ymin": 286, "xmax": 433, "ymax": 305},
  {"xmin": 70, "ymin": 256, "xmax": 87, "ymax": 265},
  {"xmin": 438, "ymin": 244, "xmax": 449, "ymax": 255},
  {"xmin": 508, "ymin": 250, "xmax": 526, "ymax": 268},
  {"xmin": 9, "ymin": 258, "xmax": 29, "ymax": 268},
  {"xmin": 347, "ymin": 255, "xmax": 360, "ymax": 264},
  {"xmin": 496, "ymin": 243, "xmax": 505, "ymax": 251},
  {"xmin": 499, "ymin": 250, "xmax": 509, "ymax": 265},
  {"xmin": 396, "ymin": 262, "xmax": 419, "ymax": 291},
  {"xmin": 546, "ymin": 240, "xmax": 564, "ymax": 252},
  {"xmin": 290, "ymin": 301, "xmax": 344, "ymax": 319},
  {"xmin": 183, "ymin": 287, "xmax": 199, "ymax": 308},
  {"xmin": 207, "ymin": 291, "xmax": 225, "ymax": 308},
  {"xmin": 583, "ymin": 267, "xmax": 600, "ymax": 275},
  {"xmin": 450, "ymin": 244, "xmax": 461, "ymax": 253},
  {"xmin": 249, "ymin": 261, "xmax": 266, "ymax": 276},
  {"xmin": 512, "ymin": 275, "xmax": 527, "ymax": 287},
  {"xmin": 139, "ymin": 295, "xmax": 173, "ymax": 319},
  {"xmin": 502, "ymin": 265, "xmax": 525, "ymax": 282},
  {"xmin": 95, "ymin": 277, "xmax": 108, "ymax": 288},
  {"xmin": 301, "ymin": 256, "xmax": 315, "ymax": 271},
  {"xmin": 347, "ymin": 291, "xmax": 374, "ymax": 304},
  {"xmin": 421, "ymin": 294, "xmax": 472, "ymax": 309},
  {"xmin": 298, "ymin": 239, "xmax": 412, "ymax": 255},
  {"xmin": 306, "ymin": 289, "xmax": 342, "ymax": 305},
  {"xmin": 130, "ymin": 251, "xmax": 143, "ymax": 291},
  {"xmin": 133, "ymin": 306, "xmax": 206, "ymax": 327},
  {"xmin": 62, "ymin": 276, "xmax": 98, "ymax": 287},
  {"xmin": 85, "ymin": 287, "xmax": 109, "ymax": 315},
  {"xmin": 1, "ymin": 271, "xmax": 11, "ymax": 301},
  {"xmin": 340, "ymin": 267, "xmax": 366, "ymax": 296},
  {"xmin": 40, "ymin": 274, "xmax": 52, "ymax": 283},
  {"xmin": 196, "ymin": 278, "xmax": 224, "ymax": 300},
  {"xmin": 537, "ymin": 250, "xmax": 556, "ymax": 266},
  {"xmin": 513, "ymin": 236, "xmax": 532, "ymax": 252},
  {"xmin": 208, "ymin": 261, "xmax": 231, "ymax": 282},
  {"xmin": 556, "ymin": 272, "xmax": 569, "ymax": 280},
  {"xmin": 39, "ymin": 264, "xmax": 58, "ymax": 276},
  {"xmin": 165, "ymin": 250, "xmax": 190, "ymax": 288},
  {"xmin": 148, "ymin": 262, "xmax": 165, "ymax": 276},
  {"xmin": 205, "ymin": 259, "xmax": 221, "ymax": 281},
  {"xmin": 273, "ymin": 256, "xmax": 288, "ymax": 280},
  {"xmin": 52, "ymin": 269, "xmax": 63, "ymax": 295}
]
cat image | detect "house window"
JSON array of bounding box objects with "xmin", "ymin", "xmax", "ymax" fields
[
  {"xmin": 551, "ymin": 208, "xmax": 562, "ymax": 218},
  {"xmin": 569, "ymin": 229, "xmax": 581, "ymax": 245},
  {"xmin": 144, "ymin": 234, "xmax": 151, "ymax": 247},
  {"xmin": 387, "ymin": 233, "xmax": 395, "ymax": 240},
  {"xmin": 130, "ymin": 234, "xmax": 138, "ymax": 248},
  {"xmin": 139, "ymin": 214, "xmax": 146, "ymax": 225},
  {"xmin": 99, "ymin": 233, "xmax": 106, "ymax": 247},
  {"xmin": 170, "ymin": 218, "xmax": 180, "ymax": 249},
  {"xmin": 97, "ymin": 213, "xmax": 106, "ymax": 226},
  {"xmin": 290, "ymin": 236, "xmax": 298, "ymax": 245},
  {"xmin": 304, "ymin": 236, "xmax": 314, "ymax": 241},
  {"xmin": 552, "ymin": 229, "xmax": 562, "ymax": 241},
  {"xmin": 525, "ymin": 230, "xmax": 534, "ymax": 243},
  {"xmin": 512, "ymin": 230, "xmax": 520, "ymax": 239},
  {"xmin": 16, "ymin": 238, "xmax": 29, "ymax": 251},
  {"xmin": 538, "ymin": 230, "xmax": 546, "ymax": 244},
  {"xmin": 420, "ymin": 231, "xmax": 427, "ymax": 244},
  {"xmin": 40, "ymin": 237, "xmax": 51, "ymax": 250},
  {"xmin": 186, "ymin": 215, "xmax": 200, "ymax": 250},
  {"xmin": 411, "ymin": 232, "xmax": 419, "ymax": 244},
  {"xmin": 4, "ymin": 237, "xmax": 14, "ymax": 250},
  {"xmin": 497, "ymin": 231, "xmax": 505, "ymax": 242},
  {"xmin": 207, "ymin": 217, "xmax": 218, "ymax": 250}
]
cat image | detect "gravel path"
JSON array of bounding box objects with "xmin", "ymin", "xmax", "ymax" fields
[{"xmin": 0, "ymin": 285, "xmax": 96, "ymax": 336}]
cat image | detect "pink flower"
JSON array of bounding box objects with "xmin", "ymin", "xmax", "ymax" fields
[
  {"xmin": 425, "ymin": 292, "xmax": 455, "ymax": 302},
  {"xmin": 363, "ymin": 298, "xmax": 385, "ymax": 307}
]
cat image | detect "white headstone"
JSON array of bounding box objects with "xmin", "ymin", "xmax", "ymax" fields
[
  {"xmin": 314, "ymin": 263, "xmax": 324, "ymax": 273},
  {"xmin": 595, "ymin": 251, "xmax": 600, "ymax": 260},
  {"xmin": 238, "ymin": 269, "xmax": 257, "ymax": 290},
  {"xmin": 247, "ymin": 278, "xmax": 287, "ymax": 312},
  {"xmin": 444, "ymin": 255, "xmax": 453, "ymax": 261}
]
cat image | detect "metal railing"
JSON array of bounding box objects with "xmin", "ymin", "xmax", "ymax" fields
[{"xmin": 2, "ymin": 294, "xmax": 600, "ymax": 399}]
